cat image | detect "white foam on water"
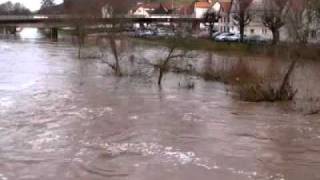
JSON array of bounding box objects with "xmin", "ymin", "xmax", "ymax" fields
[
  {"xmin": 0, "ymin": 97, "xmax": 14, "ymax": 108},
  {"xmin": 0, "ymin": 80, "xmax": 38, "ymax": 91},
  {"xmin": 129, "ymin": 115, "xmax": 139, "ymax": 120},
  {"xmin": 0, "ymin": 45, "xmax": 11, "ymax": 51},
  {"xmin": 0, "ymin": 173, "xmax": 8, "ymax": 180},
  {"xmin": 165, "ymin": 95, "xmax": 177, "ymax": 100}
]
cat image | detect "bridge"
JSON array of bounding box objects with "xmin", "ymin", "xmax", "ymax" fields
[
  {"xmin": 0, "ymin": 15, "xmax": 205, "ymax": 26},
  {"xmin": 0, "ymin": 15, "xmax": 207, "ymax": 39}
]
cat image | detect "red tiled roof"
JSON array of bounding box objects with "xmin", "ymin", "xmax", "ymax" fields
[
  {"xmin": 137, "ymin": 3, "xmax": 159, "ymax": 9},
  {"xmin": 194, "ymin": 1, "xmax": 212, "ymax": 8},
  {"xmin": 177, "ymin": 4, "xmax": 194, "ymax": 15},
  {"xmin": 220, "ymin": 1, "xmax": 232, "ymax": 13},
  {"xmin": 289, "ymin": 0, "xmax": 305, "ymax": 12}
]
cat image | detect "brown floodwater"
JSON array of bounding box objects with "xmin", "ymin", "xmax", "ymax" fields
[{"xmin": 0, "ymin": 29, "xmax": 320, "ymax": 180}]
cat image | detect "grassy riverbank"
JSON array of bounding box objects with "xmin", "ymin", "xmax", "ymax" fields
[{"xmin": 133, "ymin": 37, "xmax": 320, "ymax": 60}]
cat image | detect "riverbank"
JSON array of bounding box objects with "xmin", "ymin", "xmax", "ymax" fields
[{"xmin": 133, "ymin": 37, "xmax": 320, "ymax": 61}]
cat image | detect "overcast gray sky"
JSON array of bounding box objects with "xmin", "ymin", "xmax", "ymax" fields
[{"xmin": 0, "ymin": 0, "xmax": 63, "ymax": 11}]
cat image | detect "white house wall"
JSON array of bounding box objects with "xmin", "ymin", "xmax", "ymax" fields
[{"xmin": 195, "ymin": 8, "xmax": 209, "ymax": 19}]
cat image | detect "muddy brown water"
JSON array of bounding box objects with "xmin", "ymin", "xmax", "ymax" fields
[{"xmin": 0, "ymin": 29, "xmax": 320, "ymax": 180}]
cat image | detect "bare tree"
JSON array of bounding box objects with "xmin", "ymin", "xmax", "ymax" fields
[
  {"xmin": 65, "ymin": 0, "xmax": 100, "ymax": 59},
  {"xmin": 316, "ymin": 0, "xmax": 320, "ymax": 18},
  {"xmin": 150, "ymin": 41, "xmax": 188, "ymax": 87},
  {"xmin": 204, "ymin": 7, "xmax": 220, "ymax": 38},
  {"xmin": 40, "ymin": 0, "xmax": 55, "ymax": 10},
  {"xmin": 231, "ymin": 0, "xmax": 253, "ymax": 42},
  {"xmin": 286, "ymin": 0, "xmax": 316, "ymax": 44},
  {"xmin": 96, "ymin": 0, "xmax": 135, "ymax": 76},
  {"xmin": 262, "ymin": 0, "xmax": 289, "ymax": 44},
  {"xmin": 99, "ymin": 35, "xmax": 131, "ymax": 76}
]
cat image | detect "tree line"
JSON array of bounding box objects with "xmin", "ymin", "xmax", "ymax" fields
[
  {"xmin": 0, "ymin": 0, "xmax": 57, "ymax": 15},
  {"xmin": 0, "ymin": 1, "xmax": 31, "ymax": 15},
  {"xmin": 232, "ymin": 0, "xmax": 320, "ymax": 44}
]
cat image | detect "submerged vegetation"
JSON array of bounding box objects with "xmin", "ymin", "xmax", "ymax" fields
[{"xmin": 71, "ymin": 31, "xmax": 319, "ymax": 115}]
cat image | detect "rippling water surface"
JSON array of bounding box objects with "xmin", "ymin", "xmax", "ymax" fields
[{"xmin": 0, "ymin": 29, "xmax": 320, "ymax": 180}]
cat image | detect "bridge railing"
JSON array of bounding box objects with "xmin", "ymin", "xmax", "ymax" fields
[{"xmin": 0, "ymin": 15, "xmax": 206, "ymax": 26}]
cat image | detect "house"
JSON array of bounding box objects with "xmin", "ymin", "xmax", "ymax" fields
[
  {"xmin": 228, "ymin": 0, "xmax": 319, "ymax": 42},
  {"xmin": 129, "ymin": 2, "xmax": 160, "ymax": 17},
  {"xmin": 129, "ymin": 2, "xmax": 179, "ymax": 28},
  {"xmin": 284, "ymin": 0, "xmax": 320, "ymax": 43},
  {"xmin": 177, "ymin": 4, "xmax": 194, "ymax": 17},
  {"xmin": 214, "ymin": 0, "xmax": 233, "ymax": 32},
  {"xmin": 193, "ymin": 0, "xmax": 213, "ymax": 18},
  {"xmin": 229, "ymin": 0, "xmax": 272, "ymax": 38},
  {"xmin": 129, "ymin": 2, "xmax": 181, "ymax": 18}
]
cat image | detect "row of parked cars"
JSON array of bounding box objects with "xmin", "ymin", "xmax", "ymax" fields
[
  {"xmin": 212, "ymin": 32, "xmax": 268, "ymax": 44},
  {"xmin": 129, "ymin": 27, "xmax": 268, "ymax": 44},
  {"xmin": 133, "ymin": 28, "xmax": 175, "ymax": 38}
]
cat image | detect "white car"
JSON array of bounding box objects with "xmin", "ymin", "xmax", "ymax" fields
[
  {"xmin": 214, "ymin": 33, "xmax": 235, "ymax": 42},
  {"xmin": 225, "ymin": 34, "xmax": 248, "ymax": 42},
  {"xmin": 211, "ymin": 32, "xmax": 222, "ymax": 39},
  {"xmin": 135, "ymin": 29, "xmax": 155, "ymax": 37},
  {"xmin": 156, "ymin": 29, "xmax": 175, "ymax": 37}
]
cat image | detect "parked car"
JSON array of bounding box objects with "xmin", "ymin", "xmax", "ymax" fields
[
  {"xmin": 211, "ymin": 32, "xmax": 222, "ymax": 39},
  {"xmin": 156, "ymin": 28, "xmax": 175, "ymax": 37},
  {"xmin": 214, "ymin": 33, "xmax": 235, "ymax": 42},
  {"xmin": 224, "ymin": 34, "xmax": 241, "ymax": 42},
  {"xmin": 135, "ymin": 29, "xmax": 155, "ymax": 37}
]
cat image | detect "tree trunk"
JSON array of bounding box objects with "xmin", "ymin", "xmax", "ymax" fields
[
  {"xmin": 277, "ymin": 59, "xmax": 297, "ymax": 100},
  {"xmin": 240, "ymin": 24, "xmax": 245, "ymax": 42},
  {"xmin": 115, "ymin": 59, "xmax": 122, "ymax": 76},
  {"xmin": 239, "ymin": 13, "xmax": 245, "ymax": 43},
  {"xmin": 158, "ymin": 69, "xmax": 164, "ymax": 86},
  {"xmin": 209, "ymin": 23, "xmax": 214, "ymax": 38},
  {"xmin": 109, "ymin": 37, "xmax": 122, "ymax": 76},
  {"xmin": 78, "ymin": 45, "xmax": 81, "ymax": 59},
  {"xmin": 272, "ymin": 29, "xmax": 280, "ymax": 45},
  {"xmin": 77, "ymin": 26, "xmax": 85, "ymax": 59}
]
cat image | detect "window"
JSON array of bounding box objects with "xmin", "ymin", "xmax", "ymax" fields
[
  {"xmin": 251, "ymin": 29, "xmax": 255, "ymax": 34},
  {"xmin": 262, "ymin": 29, "xmax": 267, "ymax": 34}
]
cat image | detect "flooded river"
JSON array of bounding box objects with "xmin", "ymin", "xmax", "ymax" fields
[{"xmin": 0, "ymin": 29, "xmax": 320, "ymax": 180}]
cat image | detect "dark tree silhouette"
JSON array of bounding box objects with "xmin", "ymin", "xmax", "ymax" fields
[
  {"xmin": 231, "ymin": 0, "xmax": 253, "ymax": 42},
  {"xmin": 286, "ymin": 0, "xmax": 316, "ymax": 44},
  {"xmin": 0, "ymin": 1, "xmax": 31, "ymax": 15},
  {"xmin": 40, "ymin": 0, "xmax": 55, "ymax": 10},
  {"xmin": 262, "ymin": 0, "xmax": 289, "ymax": 44}
]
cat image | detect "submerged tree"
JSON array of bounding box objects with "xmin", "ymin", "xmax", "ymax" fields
[
  {"xmin": 99, "ymin": 35, "xmax": 131, "ymax": 76},
  {"xmin": 148, "ymin": 39, "xmax": 190, "ymax": 87}
]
